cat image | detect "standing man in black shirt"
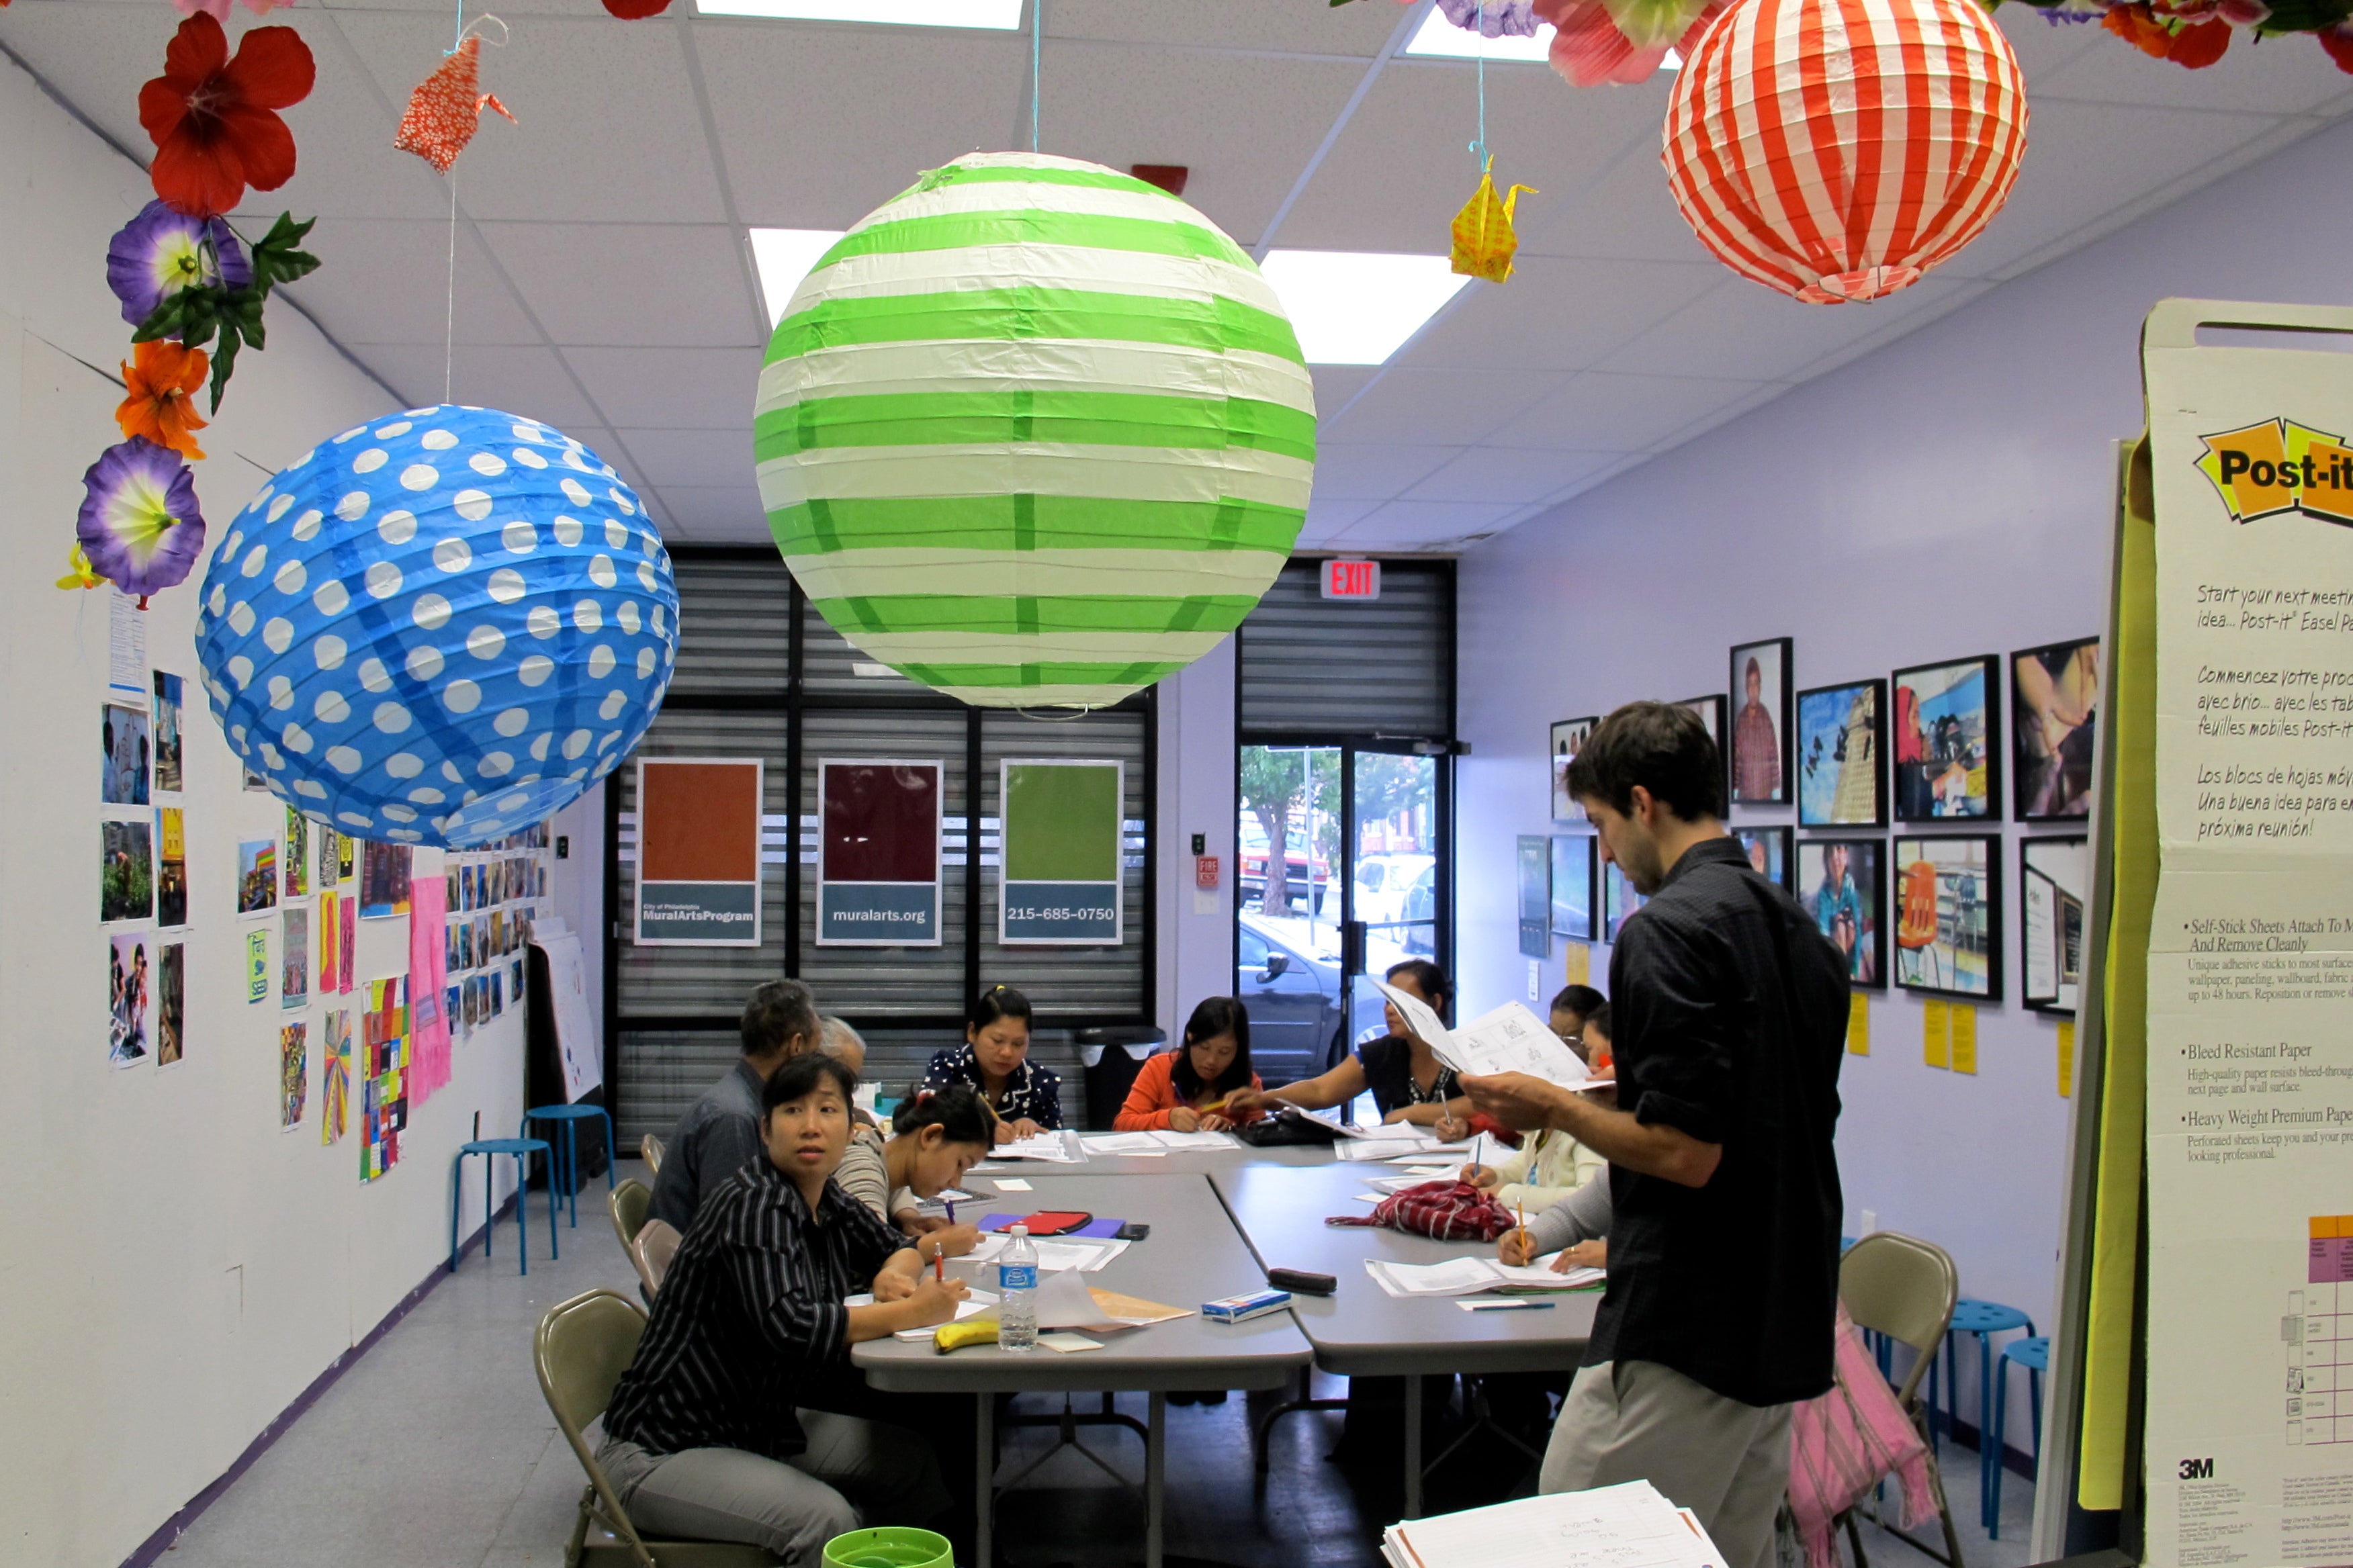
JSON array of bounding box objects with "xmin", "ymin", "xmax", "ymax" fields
[{"xmin": 1462, "ymin": 701, "xmax": 1848, "ymax": 1568}]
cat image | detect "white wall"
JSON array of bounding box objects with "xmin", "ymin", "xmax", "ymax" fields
[
  {"xmin": 0, "ymin": 55, "xmax": 533, "ymax": 1567},
  {"xmin": 1455, "ymin": 110, "xmax": 2353, "ymax": 1442},
  {"xmin": 1155, "ymin": 637, "xmax": 1238, "ymax": 1043}
]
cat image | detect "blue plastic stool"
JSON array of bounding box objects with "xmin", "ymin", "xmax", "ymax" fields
[
  {"xmin": 451, "ymin": 1137, "xmax": 558, "ymax": 1275},
  {"xmin": 1987, "ymin": 1336, "xmax": 2049, "ymax": 1537},
  {"xmin": 1947, "ymin": 1299, "xmax": 2036, "ymax": 1528},
  {"xmin": 524, "ymin": 1104, "xmax": 617, "ymax": 1229}
]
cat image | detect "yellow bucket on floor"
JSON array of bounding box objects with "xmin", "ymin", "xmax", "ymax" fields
[{"xmin": 824, "ymin": 1526, "xmax": 952, "ymax": 1568}]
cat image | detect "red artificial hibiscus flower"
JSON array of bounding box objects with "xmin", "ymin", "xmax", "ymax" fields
[
  {"xmin": 603, "ymin": 0, "xmax": 674, "ymax": 15},
  {"xmin": 2102, "ymin": 2, "xmax": 2230, "ymax": 65},
  {"xmin": 2323, "ymin": 24, "xmax": 2353, "ymax": 72},
  {"xmin": 138, "ymin": 13, "xmax": 316, "ymax": 218}
]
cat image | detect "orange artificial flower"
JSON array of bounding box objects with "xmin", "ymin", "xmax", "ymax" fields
[
  {"xmin": 2104, "ymin": 2, "xmax": 2231, "ymax": 65},
  {"xmin": 116, "ymin": 339, "xmax": 211, "ymax": 459}
]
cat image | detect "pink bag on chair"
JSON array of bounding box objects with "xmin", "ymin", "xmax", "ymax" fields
[{"xmin": 1786, "ymin": 1304, "xmax": 1939, "ymax": 1568}]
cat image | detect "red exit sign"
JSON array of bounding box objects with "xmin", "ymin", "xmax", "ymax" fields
[{"xmin": 1321, "ymin": 559, "xmax": 1381, "ymax": 600}]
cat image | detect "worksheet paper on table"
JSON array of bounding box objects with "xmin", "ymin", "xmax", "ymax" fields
[
  {"xmin": 840, "ymin": 1289, "xmax": 1000, "ymax": 1340},
  {"xmin": 965, "ymin": 1233, "xmax": 1130, "ymax": 1273},
  {"xmin": 1363, "ymin": 1256, "xmax": 1605, "ymax": 1298},
  {"xmin": 1383, "ymin": 1480, "xmax": 1726, "ymax": 1568},
  {"xmin": 1375, "ymin": 982, "xmax": 1602, "ymax": 1091},
  {"xmin": 989, "ymin": 1130, "xmax": 1082, "ymax": 1162}
]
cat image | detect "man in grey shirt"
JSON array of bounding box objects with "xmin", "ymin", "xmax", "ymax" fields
[{"xmin": 648, "ymin": 980, "xmax": 820, "ymax": 1233}]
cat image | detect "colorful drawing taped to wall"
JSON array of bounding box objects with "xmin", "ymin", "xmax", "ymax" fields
[
  {"xmin": 336, "ymin": 831, "xmax": 355, "ymax": 884},
  {"xmin": 247, "ymin": 929, "xmax": 269, "ymax": 1004},
  {"xmin": 360, "ymin": 976, "xmax": 409, "ymax": 1181},
  {"xmin": 1798, "ymin": 838, "xmax": 1885, "ymax": 988},
  {"xmin": 281, "ymin": 907, "xmax": 310, "ymax": 1011},
  {"xmin": 157, "ymin": 941, "xmax": 185, "ymax": 1066},
  {"xmin": 1893, "ymin": 835, "xmax": 2000, "ymax": 1000},
  {"xmin": 109, "ymin": 931, "xmax": 151, "ymax": 1067},
  {"xmin": 279, "ymin": 1021, "xmax": 308, "ymax": 1130},
  {"xmin": 321, "ymin": 1009, "xmax": 351, "ymax": 1146},
  {"xmin": 1796, "ymin": 680, "xmax": 1888, "ymax": 827},
  {"xmin": 152, "ymin": 672, "xmax": 183, "ymax": 794},
  {"xmin": 101, "ymin": 700, "xmax": 150, "ymax": 806},
  {"xmin": 283, "ymin": 806, "xmax": 310, "ymax": 898},
  {"xmin": 1893, "ymin": 657, "xmax": 2001, "ymax": 822},
  {"xmin": 359, "ymin": 840, "xmax": 412, "ymax": 919},
  {"xmin": 102, "ymin": 817, "xmax": 155, "ymax": 924},
  {"xmin": 338, "ymin": 897, "xmax": 355, "ymax": 993},
  {"xmin": 320, "ymin": 892, "xmax": 339, "ymax": 995},
  {"xmin": 236, "ymin": 838, "xmax": 277, "ymax": 915},
  {"xmin": 157, "ymin": 806, "xmax": 188, "ymax": 927}
]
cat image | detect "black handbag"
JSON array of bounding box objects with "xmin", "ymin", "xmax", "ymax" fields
[{"xmin": 1234, "ymin": 1106, "xmax": 1345, "ymax": 1147}]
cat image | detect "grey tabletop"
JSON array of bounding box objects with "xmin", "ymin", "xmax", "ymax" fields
[
  {"xmin": 852, "ymin": 1172, "xmax": 1313, "ymax": 1393},
  {"xmin": 1209, "ymin": 1161, "xmax": 1599, "ymax": 1376}
]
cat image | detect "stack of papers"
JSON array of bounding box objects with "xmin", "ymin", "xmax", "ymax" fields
[
  {"xmin": 1077, "ymin": 1129, "xmax": 1239, "ymax": 1156},
  {"xmin": 842, "ymin": 1288, "xmax": 1000, "ymax": 1341},
  {"xmin": 1376, "ymin": 982, "xmax": 1609, "ymax": 1093},
  {"xmin": 1383, "ymin": 1481, "xmax": 1726, "ymax": 1568},
  {"xmin": 990, "ymin": 1130, "xmax": 1082, "ymax": 1162},
  {"xmin": 966, "ymin": 1233, "xmax": 1130, "ymax": 1273},
  {"xmin": 1363, "ymin": 1256, "xmax": 1606, "ymax": 1298}
]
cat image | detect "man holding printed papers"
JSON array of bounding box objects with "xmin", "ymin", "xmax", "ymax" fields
[{"xmin": 1462, "ymin": 702, "xmax": 1848, "ymax": 1568}]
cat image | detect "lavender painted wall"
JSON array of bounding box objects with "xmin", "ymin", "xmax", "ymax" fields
[{"xmin": 1456, "ymin": 111, "xmax": 2353, "ymax": 1433}]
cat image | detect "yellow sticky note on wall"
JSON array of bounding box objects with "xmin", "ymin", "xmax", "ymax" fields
[
  {"xmin": 1950, "ymin": 1005, "xmax": 1978, "ymax": 1074},
  {"xmin": 2058, "ymin": 1019, "xmax": 2076, "ymax": 1098},
  {"xmin": 1564, "ymin": 942, "xmax": 1590, "ymax": 986},
  {"xmin": 1923, "ymin": 999, "xmax": 1950, "ymax": 1068},
  {"xmin": 1847, "ymin": 993, "xmax": 1869, "ymax": 1056}
]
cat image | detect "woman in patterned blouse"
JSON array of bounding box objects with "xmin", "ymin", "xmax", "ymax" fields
[{"xmin": 920, "ymin": 985, "xmax": 1062, "ymax": 1144}]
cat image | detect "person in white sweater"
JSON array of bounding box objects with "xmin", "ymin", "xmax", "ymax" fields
[{"xmin": 1459, "ymin": 1005, "xmax": 1613, "ymax": 1210}]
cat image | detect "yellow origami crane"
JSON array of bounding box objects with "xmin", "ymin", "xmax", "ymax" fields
[
  {"xmin": 1451, "ymin": 156, "xmax": 1537, "ymax": 283},
  {"xmin": 56, "ymin": 542, "xmax": 101, "ymax": 591}
]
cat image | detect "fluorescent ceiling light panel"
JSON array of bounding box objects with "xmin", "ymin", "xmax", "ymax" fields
[
  {"xmin": 1403, "ymin": 11, "xmax": 1679, "ymax": 66},
  {"xmin": 696, "ymin": 0, "xmax": 1023, "ymax": 26},
  {"xmin": 1259, "ymin": 250, "xmax": 1473, "ymax": 365},
  {"xmin": 750, "ymin": 228, "xmax": 847, "ymax": 327}
]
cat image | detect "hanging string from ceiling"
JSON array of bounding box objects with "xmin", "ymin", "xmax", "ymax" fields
[
  {"xmin": 1030, "ymin": 0, "xmax": 1042, "ymax": 152},
  {"xmin": 1450, "ymin": 0, "xmax": 1536, "ymax": 283}
]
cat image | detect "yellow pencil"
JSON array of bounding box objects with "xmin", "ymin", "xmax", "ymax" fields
[{"xmin": 1517, "ymin": 1197, "xmax": 1528, "ymax": 1262}]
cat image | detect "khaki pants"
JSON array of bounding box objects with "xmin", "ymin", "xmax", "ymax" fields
[
  {"xmin": 599, "ymin": 1409, "xmax": 947, "ymax": 1565},
  {"xmin": 1542, "ymin": 1360, "xmax": 1793, "ymax": 1568}
]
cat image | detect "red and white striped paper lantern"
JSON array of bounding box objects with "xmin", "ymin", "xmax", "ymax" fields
[{"xmin": 1662, "ymin": 0, "xmax": 2027, "ymax": 304}]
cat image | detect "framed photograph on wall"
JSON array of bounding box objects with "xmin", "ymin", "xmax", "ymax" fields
[
  {"xmin": 2021, "ymin": 836, "xmax": 2089, "ymax": 1014},
  {"xmin": 1550, "ymin": 717, "xmax": 1597, "ymax": 823},
  {"xmin": 1729, "ymin": 638, "xmax": 1792, "ymax": 805},
  {"xmin": 1603, "ymin": 861, "xmax": 1649, "ymax": 943},
  {"xmin": 1891, "ymin": 834, "xmax": 2001, "ymax": 1001},
  {"xmin": 1734, "ymin": 826, "xmax": 1791, "ymax": 889},
  {"xmin": 2012, "ymin": 637, "xmax": 2100, "ymax": 821},
  {"xmin": 1795, "ymin": 679, "xmax": 1888, "ymax": 827},
  {"xmin": 1679, "ymin": 694, "xmax": 1729, "ymax": 805},
  {"xmin": 1892, "ymin": 656, "xmax": 2001, "ymax": 822},
  {"xmin": 1517, "ymin": 835, "xmax": 1551, "ymax": 960},
  {"xmin": 1550, "ymin": 834, "xmax": 1595, "ymax": 941},
  {"xmin": 1796, "ymin": 837, "xmax": 1885, "ymax": 988}
]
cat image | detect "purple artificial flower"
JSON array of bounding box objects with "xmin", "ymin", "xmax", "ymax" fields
[
  {"xmin": 105, "ymin": 199, "xmax": 252, "ymax": 329},
  {"xmin": 77, "ymin": 438, "xmax": 208, "ymax": 600},
  {"xmin": 1437, "ymin": 0, "xmax": 1541, "ymax": 36}
]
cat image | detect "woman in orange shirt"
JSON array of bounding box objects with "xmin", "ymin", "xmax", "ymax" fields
[{"xmin": 1114, "ymin": 997, "xmax": 1265, "ymax": 1132}]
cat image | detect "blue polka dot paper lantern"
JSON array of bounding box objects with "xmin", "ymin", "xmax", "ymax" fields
[{"xmin": 193, "ymin": 406, "xmax": 680, "ymax": 847}]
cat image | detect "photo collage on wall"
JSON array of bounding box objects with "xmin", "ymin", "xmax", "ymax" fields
[
  {"xmin": 1540, "ymin": 629, "xmax": 2102, "ymax": 1052},
  {"xmin": 443, "ymin": 823, "xmax": 551, "ymax": 1042},
  {"xmin": 99, "ymin": 594, "xmax": 186, "ymax": 1074}
]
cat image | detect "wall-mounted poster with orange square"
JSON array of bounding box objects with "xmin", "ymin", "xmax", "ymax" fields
[{"xmin": 635, "ymin": 758, "xmax": 764, "ymax": 946}]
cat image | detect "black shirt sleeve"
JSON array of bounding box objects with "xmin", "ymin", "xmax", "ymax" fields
[{"xmin": 1613, "ymin": 910, "xmax": 1740, "ymax": 1146}]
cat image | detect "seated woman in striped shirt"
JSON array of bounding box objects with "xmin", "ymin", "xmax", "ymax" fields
[
  {"xmin": 920, "ymin": 984, "xmax": 1063, "ymax": 1144},
  {"xmin": 1113, "ymin": 997, "xmax": 1266, "ymax": 1132},
  {"xmin": 598, "ymin": 1053, "xmax": 969, "ymax": 1562}
]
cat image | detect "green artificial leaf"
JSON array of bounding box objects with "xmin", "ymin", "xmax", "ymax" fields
[
  {"xmin": 247, "ymin": 212, "xmax": 322, "ymax": 294},
  {"xmin": 207, "ymin": 328, "xmax": 242, "ymax": 414},
  {"xmin": 193, "ymin": 212, "xmax": 323, "ymax": 412},
  {"xmin": 2257, "ymin": 0, "xmax": 2345, "ymax": 32}
]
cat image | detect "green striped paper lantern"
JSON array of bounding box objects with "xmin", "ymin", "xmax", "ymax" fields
[{"xmin": 754, "ymin": 151, "xmax": 1315, "ymax": 708}]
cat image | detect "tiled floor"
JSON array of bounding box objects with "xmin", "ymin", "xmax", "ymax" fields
[{"xmin": 153, "ymin": 1160, "xmax": 2040, "ymax": 1568}]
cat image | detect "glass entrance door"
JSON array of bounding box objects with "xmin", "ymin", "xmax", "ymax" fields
[{"xmin": 1235, "ymin": 743, "xmax": 1444, "ymax": 1087}]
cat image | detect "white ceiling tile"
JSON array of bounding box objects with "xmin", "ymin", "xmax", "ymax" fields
[
  {"xmin": 1313, "ymin": 443, "xmax": 1462, "ymax": 500},
  {"xmin": 2027, "ymin": 21, "xmax": 2353, "ymax": 115},
  {"xmin": 697, "ymin": 24, "xmax": 1030, "ymax": 228},
  {"xmin": 348, "ymin": 344, "xmax": 603, "ymax": 428},
  {"xmin": 1484, "ymin": 370, "xmax": 1766, "ymax": 451},
  {"xmin": 1396, "ymin": 255, "xmax": 1723, "ymax": 371},
  {"xmin": 613, "ymin": 426, "xmax": 758, "ymax": 489},
  {"xmin": 331, "ymin": 11, "xmax": 732, "ymax": 224},
  {"xmin": 285, "ymin": 220, "xmax": 543, "ymax": 347},
  {"xmin": 1298, "ymin": 496, "xmax": 1380, "ymax": 547},
  {"xmin": 1310, "ymin": 365, "xmax": 1379, "ymax": 418},
  {"xmin": 1520, "ymin": 143, "xmax": 1719, "ymax": 264},
  {"xmin": 1032, "ymin": 48, "xmax": 1371, "ymax": 247},
  {"xmin": 1274, "ymin": 60, "xmax": 1663, "ymax": 253},
  {"xmin": 1595, "ymin": 273, "xmax": 1975, "ymax": 381},
  {"xmin": 1323, "ymin": 367, "xmax": 1572, "ymax": 445},
  {"xmin": 478, "ymin": 223, "xmax": 761, "ymax": 346},
  {"xmin": 1989, "ymin": 9, "xmax": 2111, "ymax": 79},
  {"xmin": 562, "ymin": 345, "xmax": 764, "ymax": 427},
  {"xmin": 1334, "ymin": 499, "xmax": 1523, "ymax": 549},
  {"xmin": 1404, "ymin": 446, "xmax": 1626, "ymax": 505},
  {"xmin": 1046, "ymin": 0, "xmax": 1403, "ymax": 55},
  {"xmin": 650, "ymin": 484, "xmax": 769, "ymax": 540}
]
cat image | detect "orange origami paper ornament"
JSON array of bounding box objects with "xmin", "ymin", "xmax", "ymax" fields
[
  {"xmin": 1450, "ymin": 157, "xmax": 1537, "ymax": 283},
  {"xmin": 394, "ymin": 34, "xmax": 515, "ymax": 175}
]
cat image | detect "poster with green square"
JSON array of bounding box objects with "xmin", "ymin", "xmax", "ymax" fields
[{"xmin": 1000, "ymin": 759, "xmax": 1122, "ymax": 944}]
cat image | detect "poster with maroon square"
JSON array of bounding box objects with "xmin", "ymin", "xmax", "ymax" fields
[{"xmin": 817, "ymin": 759, "xmax": 942, "ymax": 947}]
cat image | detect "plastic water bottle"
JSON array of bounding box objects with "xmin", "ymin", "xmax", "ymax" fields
[{"xmin": 997, "ymin": 1224, "xmax": 1038, "ymax": 1352}]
